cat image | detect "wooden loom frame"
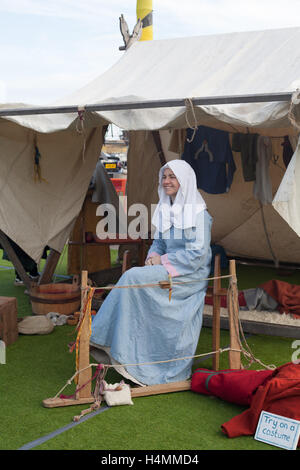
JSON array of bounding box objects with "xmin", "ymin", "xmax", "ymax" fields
[{"xmin": 43, "ymin": 256, "xmax": 241, "ymax": 408}]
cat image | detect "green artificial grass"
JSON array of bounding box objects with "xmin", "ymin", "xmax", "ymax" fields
[
  {"xmin": 213, "ymin": 261, "xmax": 300, "ymax": 291},
  {"xmin": 1, "ymin": 325, "xmax": 294, "ymax": 451},
  {"xmin": 0, "ymin": 248, "xmax": 299, "ymax": 451}
]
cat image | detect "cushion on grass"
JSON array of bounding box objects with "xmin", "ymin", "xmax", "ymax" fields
[
  {"xmin": 191, "ymin": 368, "xmax": 273, "ymax": 405},
  {"xmin": 18, "ymin": 315, "xmax": 54, "ymax": 335}
]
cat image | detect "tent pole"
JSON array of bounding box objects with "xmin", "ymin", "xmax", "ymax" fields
[
  {"xmin": 0, "ymin": 93, "xmax": 292, "ymax": 117},
  {"xmin": 212, "ymin": 254, "xmax": 221, "ymax": 371},
  {"xmin": 38, "ymin": 249, "xmax": 61, "ymax": 285}
]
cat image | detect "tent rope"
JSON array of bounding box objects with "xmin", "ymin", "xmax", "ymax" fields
[
  {"xmin": 184, "ymin": 98, "xmax": 198, "ymax": 143},
  {"xmin": 84, "ymin": 273, "xmax": 233, "ymax": 293},
  {"xmin": 227, "ymin": 275, "xmax": 276, "ymax": 371},
  {"xmin": 76, "ymin": 106, "xmax": 87, "ymax": 161},
  {"xmin": 51, "ymin": 346, "xmax": 238, "ymax": 401}
]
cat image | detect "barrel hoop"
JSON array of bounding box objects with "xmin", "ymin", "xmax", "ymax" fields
[{"xmin": 29, "ymin": 295, "xmax": 81, "ymax": 305}]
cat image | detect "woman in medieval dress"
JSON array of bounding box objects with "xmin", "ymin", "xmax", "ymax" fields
[{"xmin": 90, "ymin": 159, "xmax": 212, "ymax": 386}]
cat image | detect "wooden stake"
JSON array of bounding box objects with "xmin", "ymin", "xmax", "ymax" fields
[
  {"xmin": 43, "ymin": 270, "xmax": 94, "ymax": 408},
  {"xmin": 228, "ymin": 260, "xmax": 241, "ymax": 369},
  {"xmin": 212, "ymin": 255, "xmax": 221, "ymax": 370},
  {"xmin": 76, "ymin": 270, "xmax": 92, "ymax": 400}
]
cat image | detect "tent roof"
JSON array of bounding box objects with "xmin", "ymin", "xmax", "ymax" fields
[{"xmin": 1, "ymin": 26, "xmax": 300, "ymax": 133}]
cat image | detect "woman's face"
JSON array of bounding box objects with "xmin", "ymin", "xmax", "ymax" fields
[{"xmin": 162, "ymin": 168, "xmax": 180, "ymax": 201}]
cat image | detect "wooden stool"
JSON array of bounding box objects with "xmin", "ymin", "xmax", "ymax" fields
[{"xmin": 0, "ymin": 297, "xmax": 18, "ymax": 345}]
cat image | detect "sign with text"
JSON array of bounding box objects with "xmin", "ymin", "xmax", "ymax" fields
[{"xmin": 255, "ymin": 411, "xmax": 300, "ymax": 450}]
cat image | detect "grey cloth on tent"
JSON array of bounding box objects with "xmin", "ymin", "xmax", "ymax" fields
[
  {"xmin": 243, "ymin": 287, "xmax": 278, "ymax": 311},
  {"xmin": 90, "ymin": 160, "xmax": 127, "ymax": 234},
  {"xmin": 232, "ymin": 133, "xmax": 259, "ymax": 181},
  {"xmin": 253, "ymin": 136, "xmax": 273, "ymax": 205},
  {"xmin": 91, "ymin": 160, "xmax": 119, "ymax": 205}
]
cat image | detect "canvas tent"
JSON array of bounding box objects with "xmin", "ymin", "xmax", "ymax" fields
[{"xmin": 0, "ymin": 26, "xmax": 300, "ymax": 280}]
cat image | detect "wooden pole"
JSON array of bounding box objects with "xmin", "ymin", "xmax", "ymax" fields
[
  {"xmin": 76, "ymin": 270, "xmax": 92, "ymax": 400},
  {"xmin": 38, "ymin": 249, "xmax": 61, "ymax": 285},
  {"xmin": 228, "ymin": 260, "xmax": 241, "ymax": 369},
  {"xmin": 212, "ymin": 255, "xmax": 221, "ymax": 370},
  {"xmin": 0, "ymin": 230, "xmax": 32, "ymax": 289},
  {"xmin": 131, "ymin": 380, "xmax": 191, "ymax": 398},
  {"xmin": 43, "ymin": 270, "xmax": 94, "ymax": 408}
]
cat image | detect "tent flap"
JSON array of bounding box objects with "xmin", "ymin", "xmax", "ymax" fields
[
  {"xmin": 288, "ymin": 90, "xmax": 300, "ymax": 132},
  {"xmin": 0, "ymin": 123, "xmax": 104, "ymax": 262},
  {"xmin": 272, "ymin": 137, "xmax": 300, "ymax": 237}
]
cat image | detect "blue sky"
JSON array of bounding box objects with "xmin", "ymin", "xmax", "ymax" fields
[{"xmin": 0, "ymin": 0, "xmax": 300, "ymax": 105}]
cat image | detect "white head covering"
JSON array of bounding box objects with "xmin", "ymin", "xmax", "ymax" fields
[{"xmin": 151, "ymin": 159, "xmax": 207, "ymax": 232}]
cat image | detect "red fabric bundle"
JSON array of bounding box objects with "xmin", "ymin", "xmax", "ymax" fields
[
  {"xmin": 221, "ymin": 363, "xmax": 300, "ymax": 447},
  {"xmin": 260, "ymin": 280, "xmax": 300, "ymax": 318},
  {"xmin": 205, "ymin": 291, "xmax": 247, "ymax": 308},
  {"xmin": 191, "ymin": 368, "xmax": 273, "ymax": 406}
]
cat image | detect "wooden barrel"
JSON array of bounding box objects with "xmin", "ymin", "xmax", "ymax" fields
[{"xmin": 29, "ymin": 282, "xmax": 81, "ymax": 316}]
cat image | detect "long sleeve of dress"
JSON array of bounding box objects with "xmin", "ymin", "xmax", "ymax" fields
[
  {"xmin": 146, "ymin": 231, "xmax": 166, "ymax": 259},
  {"xmin": 161, "ymin": 210, "xmax": 212, "ymax": 277}
]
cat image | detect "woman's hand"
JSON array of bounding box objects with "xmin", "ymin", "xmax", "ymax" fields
[{"xmin": 145, "ymin": 255, "xmax": 161, "ymax": 266}]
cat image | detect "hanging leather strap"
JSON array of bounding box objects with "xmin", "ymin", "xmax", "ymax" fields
[{"xmin": 152, "ymin": 131, "xmax": 167, "ymax": 166}]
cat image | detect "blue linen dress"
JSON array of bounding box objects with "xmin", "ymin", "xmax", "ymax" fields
[{"xmin": 90, "ymin": 210, "xmax": 212, "ymax": 385}]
